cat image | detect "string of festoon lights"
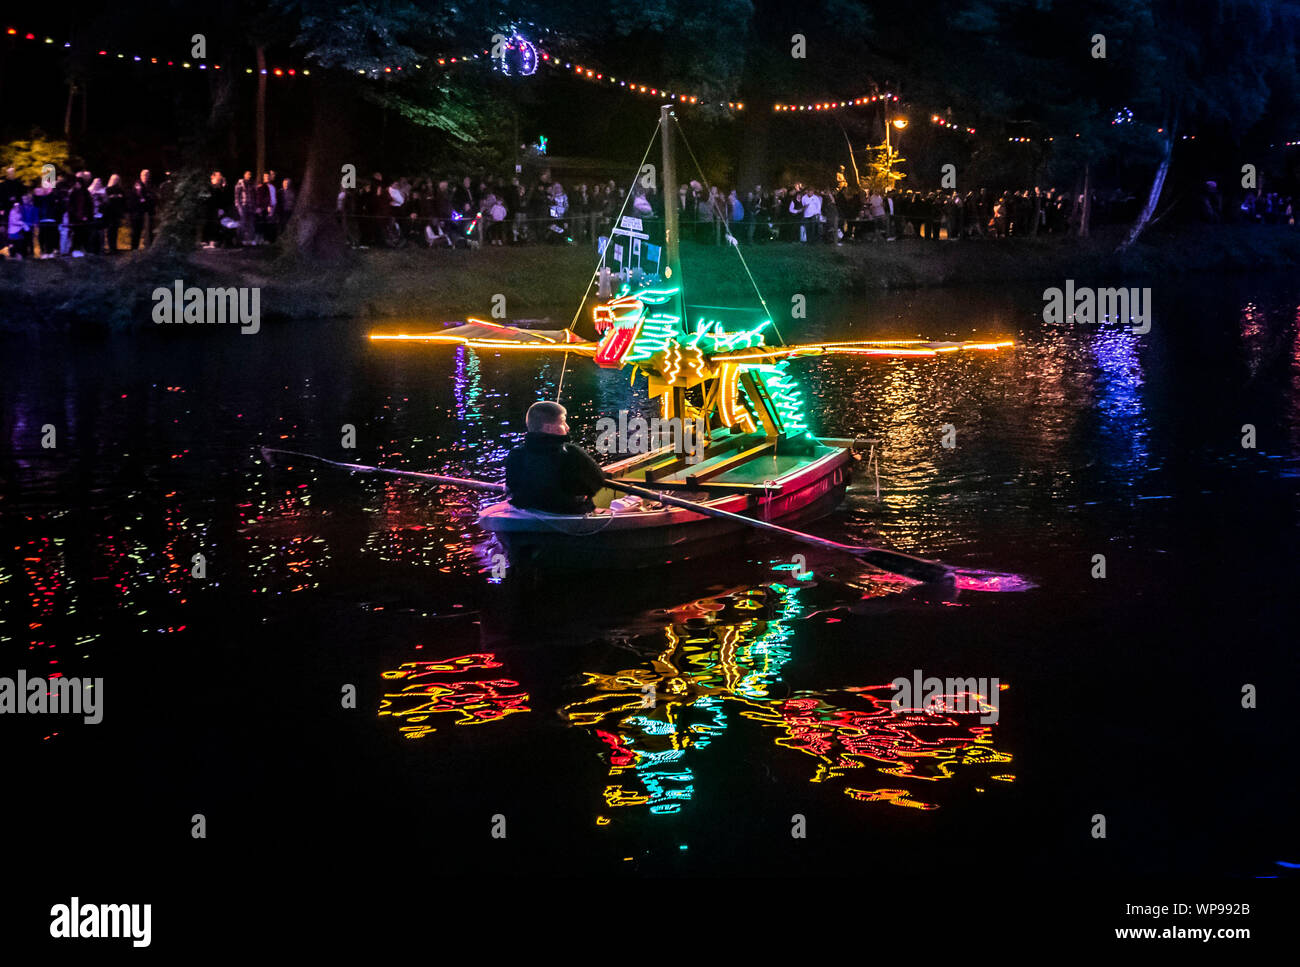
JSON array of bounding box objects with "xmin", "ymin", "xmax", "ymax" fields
[
  {"xmin": 3, "ymin": 22, "xmax": 984, "ymax": 131},
  {"xmin": 4, "ymin": 24, "xmax": 310, "ymax": 75},
  {"xmin": 775, "ymin": 93, "xmax": 894, "ymax": 113},
  {"xmin": 930, "ymin": 113, "xmax": 978, "ymax": 135}
]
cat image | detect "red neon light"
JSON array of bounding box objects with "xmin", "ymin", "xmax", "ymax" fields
[{"xmin": 595, "ymin": 326, "xmax": 636, "ymax": 367}]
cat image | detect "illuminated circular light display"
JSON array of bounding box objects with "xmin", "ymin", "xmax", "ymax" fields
[{"xmin": 495, "ymin": 33, "xmax": 538, "ymax": 76}]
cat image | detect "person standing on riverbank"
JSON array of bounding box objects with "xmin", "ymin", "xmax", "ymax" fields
[
  {"xmin": 67, "ymin": 174, "xmax": 91, "ymax": 257},
  {"xmin": 279, "ymin": 178, "xmax": 295, "ymax": 236},
  {"xmin": 128, "ymin": 171, "xmax": 156, "ymax": 249},
  {"xmin": 5, "ymin": 190, "xmax": 34, "ymax": 259},
  {"xmin": 256, "ymin": 172, "xmax": 278, "ymax": 244},
  {"xmin": 34, "ymin": 184, "xmax": 58, "ymax": 257},
  {"xmin": 235, "ymin": 171, "xmax": 256, "ymax": 246},
  {"xmin": 102, "ymin": 175, "xmax": 125, "ymax": 253}
]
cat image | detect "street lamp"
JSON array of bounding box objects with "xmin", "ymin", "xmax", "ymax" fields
[{"xmin": 886, "ymin": 115, "xmax": 908, "ymax": 151}]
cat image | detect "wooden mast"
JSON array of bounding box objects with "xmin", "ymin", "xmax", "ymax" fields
[
  {"xmin": 660, "ymin": 104, "xmax": 683, "ymax": 313},
  {"xmin": 660, "ymin": 103, "xmax": 689, "ymax": 425}
]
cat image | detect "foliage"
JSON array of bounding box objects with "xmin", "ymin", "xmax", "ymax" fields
[
  {"xmin": 863, "ymin": 143, "xmax": 906, "ymax": 193},
  {"xmin": 0, "ymin": 132, "xmax": 74, "ymax": 184},
  {"xmin": 152, "ymin": 169, "xmax": 214, "ymax": 255}
]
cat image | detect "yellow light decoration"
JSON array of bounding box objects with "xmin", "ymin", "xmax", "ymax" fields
[
  {"xmin": 717, "ymin": 363, "xmax": 757, "ymax": 433},
  {"xmin": 369, "ymin": 326, "xmax": 597, "ymax": 354},
  {"xmin": 715, "ymin": 338, "xmax": 1014, "ymax": 363},
  {"xmin": 663, "ymin": 342, "xmax": 682, "ymax": 384}
]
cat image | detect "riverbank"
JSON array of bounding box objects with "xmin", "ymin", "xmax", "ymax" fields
[{"xmin": 2, "ymin": 222, "xmax": 1298, "ymax": 330}]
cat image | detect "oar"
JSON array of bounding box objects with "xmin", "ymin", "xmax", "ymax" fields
[
  {"xmin": 602, "ymin": 478, "xmax": 953, "ymax": 584},
  {"xmin": 259, "ymin": 447, "xmax": 506, "ymax": 493},
  {"xmin": 259, "ymin": 447, "xmax": 950, "ymax": 583}
]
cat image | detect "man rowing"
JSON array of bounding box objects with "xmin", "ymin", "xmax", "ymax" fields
[{"xmin": 505, "ymin": 401, "xmax": 609, "ymax": 514}]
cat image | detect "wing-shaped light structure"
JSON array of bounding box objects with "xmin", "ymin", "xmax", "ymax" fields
[
  {"xmin": 714, "ymin": 339, "xmax": 1016, "ymax": 362},
  {"xmin": 368, "ymin": 292, "xmax": 1013, "ymax": 442}
]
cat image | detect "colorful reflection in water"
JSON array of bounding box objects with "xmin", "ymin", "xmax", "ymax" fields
[
  {"xmin": 746, "ymin": 684, "xmax": 1012, "ymax": 810},
  {"xmin": 378, "ymin": 653, "xmax": 530, "ymax": 739},
  {"xmin": 561, "ymin": 582, "xmax": 1013, "ymax": 818}
]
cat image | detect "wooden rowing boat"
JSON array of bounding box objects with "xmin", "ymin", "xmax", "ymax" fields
[{"xmin": 479, "ymin": 435, "xmax": 853, "ymax": 568}]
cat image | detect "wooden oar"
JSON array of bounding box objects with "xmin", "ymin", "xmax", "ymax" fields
[
  {"xmin": 259, "ymin": 448, "xmax": 506, "ymax": 493},
  {"xmin": 602, "ymin": 477, "xmax": 953, "ymax": 584},
  {"xmin": 259, "ymin": 447, "xmax": 950, "ymax": 583}
]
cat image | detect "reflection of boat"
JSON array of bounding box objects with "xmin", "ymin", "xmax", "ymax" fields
[
  {"xmin": 560, "ymin": 581, "xmax": 1013, "ymax": 818},
  {"xmin": 370, "ymin": 105, "xmax": 1011, "ymax": 570}
]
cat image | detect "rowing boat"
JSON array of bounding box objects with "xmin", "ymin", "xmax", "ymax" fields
[{"xmin": 480, "ymin": 436, "xmax": 853, "ymax": 568}]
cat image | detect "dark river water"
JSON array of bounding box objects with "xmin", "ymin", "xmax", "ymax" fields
[{"xmin": 3, "ymin": 275, "xmax": 1298, "ymax": 924}]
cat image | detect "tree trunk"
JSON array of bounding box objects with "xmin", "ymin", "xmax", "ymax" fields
[
  {"xmin": 1117, "ymin": 124, "xmax": 1177, "ymax": 253},
  {"xmin": 1078, "ymin": 163, "xmax": 1091, "ymax": 238},
  {"xmin": 64, "ymin": 83, "xmax": 76, "ymax": 139},
  {"xmin": 736, "ymin": 108, "xmax": 771, "ymax": 192},
  {"xmin": 255, "ymin": 46, "xmax": 267, "ymax": 178},
  {"xmin": 280, "ymin": 74, "xmax": 352, "ymax": 266}
]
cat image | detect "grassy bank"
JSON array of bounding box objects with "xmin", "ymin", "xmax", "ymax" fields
[{"xmin": 3, "ymin": 222, "xmax": 1298, "ymax": 331}]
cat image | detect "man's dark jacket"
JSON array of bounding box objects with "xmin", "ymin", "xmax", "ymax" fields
[{"xmin": 505, "ymin": 431, "xmax": 606, "ymax": 514}]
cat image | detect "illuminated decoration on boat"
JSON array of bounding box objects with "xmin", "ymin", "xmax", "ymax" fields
[
  {"xmin": 561, "ymin": 584, "xmax": 1013, "ymax": 817},
  {"xmin": 716, "ymin": 363, "xmax": 756, "ymax": 432},
  {"xmin": 369, "ymin": 319, "xmax": 596, "ymax": 353},
  {"xmin": 715, "ymin": 338, "xmax": 1015, "ymax": 363},
  {"xmin": 692, "ymin": 317, "xmax": 770, "ymax": 354},
  {"xmin": 379, "ymin": 654, "xmax": 530, "ymax": 739},
  {"xmin": 624, "ymin": 314, "xmax": 680, "ymax": 365},
  {"xmin": 373, "ymin": 274, "xmax": 1010, "ymax": 463},
  {"xmin": 753, "ymin": 362, "xmax": 809, "ymax": 435}
]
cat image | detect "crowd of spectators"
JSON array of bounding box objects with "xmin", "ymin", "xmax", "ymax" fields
[
  {"xmin": 335, "ymin": 171, "xmax": 628, "ymax": 248},
  {"xmin": 687, "ymin": 181, "xmax": 1296, "ymax": 244},
  {"xmin": 2, "ymin": 162, "xmax": 1294, "ymax": 259},
  {"xmin": 0, "ymin": 165, "xmax": 168, "ymax": 259},
  {"xmin": 202, "ymin": 170, "xmax": 296, "ymax": 247},
  {"xmin": 332, "ymin": 171, "xmax": 1297, "ymax": 249}
]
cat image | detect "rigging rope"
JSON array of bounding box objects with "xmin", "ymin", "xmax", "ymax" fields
[
  {"xmin": 672, "ymin": 116, "xmax": 786, "ymax": 346},
  {"xmin": 556, "ymin": 119, "xmax": 665, "ymax": 402}
]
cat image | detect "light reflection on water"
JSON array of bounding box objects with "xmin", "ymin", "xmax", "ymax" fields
[
  {"xmin": 558, "ymin": 581, "xmax": 1011, "ymax": 817},
  {"xmin": 4, "ymin": 279, "xmax": 1298, "ymax": 650},
  {"xmin": 378, "ymin": 579, "xmax": 1013, "ymax": 820},
  {"xmin": 1, "ymin": 277, "xmax": 1297, "ymax": 873}
]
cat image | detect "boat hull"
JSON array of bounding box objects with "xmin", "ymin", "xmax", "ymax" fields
[{"xmin": 479, "ymin": 447, "xmax": 853, "ymax": 569}]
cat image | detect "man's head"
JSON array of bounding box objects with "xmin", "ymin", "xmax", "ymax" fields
[{"xmin": 525, "ymin": 401, "xmax": 568, "ymax": 436}]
